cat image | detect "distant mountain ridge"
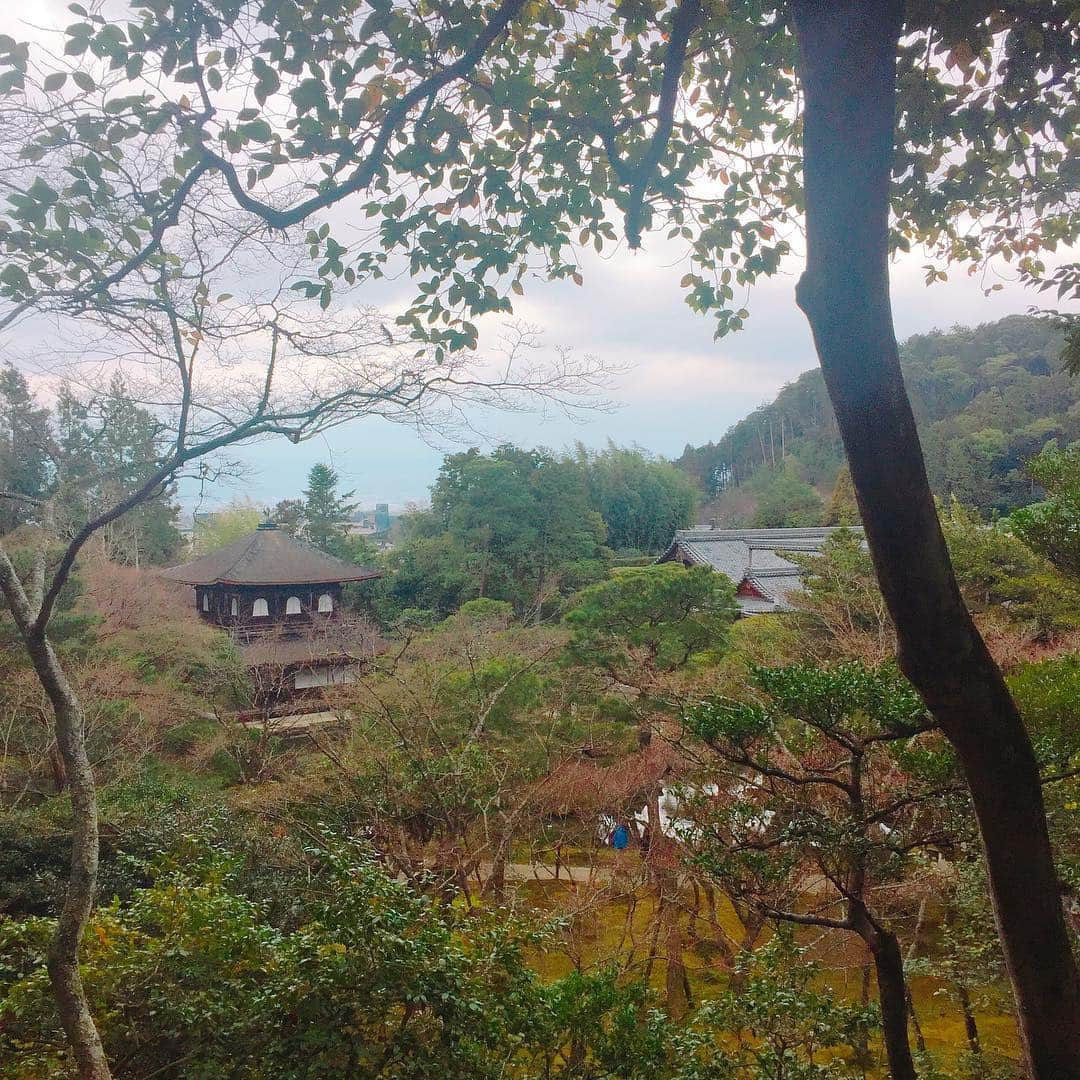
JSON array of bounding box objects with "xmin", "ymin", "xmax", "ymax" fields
[{"xmin": 676, "ymin": 315, "xmax": 1078, "ymax": 526}]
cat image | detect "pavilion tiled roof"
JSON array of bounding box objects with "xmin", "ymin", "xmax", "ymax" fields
[
  {"xmin": 657, "ymin": 527, "xmax": 862, "ymax": 614},
  {"xmin": 160, "ymin": 524, "xmax": 382, "ymax": 587}
]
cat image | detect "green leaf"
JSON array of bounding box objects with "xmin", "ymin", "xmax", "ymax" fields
[
  {"xmin": 252, "ymin": 57, "xmax": 280, "ymax": 105},
  {"xmin": 291, "ymin": 78, "xmax": 325, "ymax": 114}
]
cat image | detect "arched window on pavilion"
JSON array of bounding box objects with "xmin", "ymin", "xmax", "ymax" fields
[
  {"xmin": 252, "ymin": 597, "xmax": 269, "ymax": 617},
  {"xmin": 230, "ymin": 597, "xmax": 238, "ymax": 617},
  {"xmin": 285, "ymin": 596, "xmax": 302, "ymax": 615},
  {"xmin": 317, "ymin": 593, "xmax": 333, "ymax": 614}
]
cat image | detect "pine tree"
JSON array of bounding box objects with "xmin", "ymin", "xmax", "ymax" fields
[
  {"xmin": 301, "ymin": 464, "xmax": 358, "ymax": 557},
  {"xmin": 825, "ymin": 464, "xmax": 861, "ymax": 526}
]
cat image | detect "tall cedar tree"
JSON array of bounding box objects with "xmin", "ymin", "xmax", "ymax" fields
[
  {"xmin": 302, "ymin": 463, "xmax": 358, "ymax": 557},
  {"xmin": 54, "ymin": 377, "xmax": 182, "ymax": 567}
]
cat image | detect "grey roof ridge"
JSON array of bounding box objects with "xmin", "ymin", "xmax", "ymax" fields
[
  {"xmin": 674, "ymin": 526, "xmax": 857, "ymax": 540},
  {"xmin": 746, "ymin": 538, "xmax": 824, "ymax": 549},
  {"xmin": 678, "ymin": 543, "xmax": 713, "ymax": 566}
]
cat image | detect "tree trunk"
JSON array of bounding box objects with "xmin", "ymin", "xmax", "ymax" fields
[
  {"xmin": 27, "ymin": 633, "xmax": 112, "ymax": 1080},
  {"xmin": 791, "ymin": 4, "xmax": 1080, "ymax": 1075},
  {"xmin": 905, "ymin": 897, "xmax": 928, "ymax": 1055},
  {"xmin": 0, "ymin": 547, "xmax": 111, "ymax": 1079},
  {"xmin": 853, "ymin": 963, "xmax": 873, "ymax": 1069},
  {"xmin": 856, "ymin": 913, "xmax": 916, "ymax": 1080},
  {"xmin": 483, "ymin": 837, "xmax": 508, "ymax": 904},
  {"xmin": 658, "ymin": 869, "xmax": 690, "ymax": 1019},
  {"xmin": 906, "ymin": 986, "xmax": 927, "ymax": 1056},
  {"xmin": 660, "ymin": 883, "xmax": 686, "ymax": 1018},
  {"xmin": 956, "ymin": 982, "xmax": 982, "ymax": 1066}
]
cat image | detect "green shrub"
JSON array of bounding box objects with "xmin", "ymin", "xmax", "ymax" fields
[
  {"xmin": 105, "ymin": 623, "xmax": 250, "ymax": 706},
  {"xmin": 0, "ymin": 840, "xmax": 552, "ymax": 1079},
  {"xmin": 1008, "ymin": 654, "xmax": 1080, "ymax": 768},
  {"xmin": 160, "ymin": 715, "xmax": 220, "ymax": 755}
]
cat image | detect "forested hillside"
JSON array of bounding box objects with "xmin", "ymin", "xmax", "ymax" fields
[{"xmin": 677, "ymin": 316, "xmax": 1078, "ymax": 525}]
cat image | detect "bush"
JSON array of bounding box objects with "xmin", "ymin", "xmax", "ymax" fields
[
  {"xmin": 160, "ymin": 716, "xmax": 220, "ymax": 755},
  {"xmin": 0, "ymin": 813, "xmax": 153, "ymax": 920},
  {"xmin": 105, "ymin": 622, "xmax": 250, "ymax": 706},
  {"xmin": 1008, "ymin": 655, "xmax": 1080, "ymax": 890},
  {"xmin": 0, "ymin": 840, "xmax": 551, "ymax": 1079},
  {"xmin": 1009, "ymin": 654, "xmax": 1080, "ymax": 768},
  {"xmin": 941, "ymin": 498, "xmax": 1080, "ymax": 635}
]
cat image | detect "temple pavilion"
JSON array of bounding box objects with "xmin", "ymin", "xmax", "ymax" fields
[
  {"xmin": 656, "ymin": 526, "xmax": 865, "ymax": 614},
  {"xmin": 161, "ymin": 521, "xmax": 383, "ymax": 703}
]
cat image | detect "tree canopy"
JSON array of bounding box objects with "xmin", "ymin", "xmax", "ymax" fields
[
  {"xmin": 564, "ymin": 561, "xmax": 738, "ymax": 694},
  {"xmin": 575, "ymin": 444, "xmax": 697, "ymax": 553},
  {"xmin": 0, "ymin": 364, "xmax": 50, "ymax": 534},
  {"xmin": 0, "ymin": 3, "xmax": 1073, "ymax": 345},
  {"xmin": 406, "ymin": 445, "xmax": 608, "ymax": 619},
  {"xmin": 1010, "ymin": 441, "xmax": 1080, "ymax": 578}
]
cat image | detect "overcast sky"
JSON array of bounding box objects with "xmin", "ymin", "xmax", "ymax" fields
[{"xmin": 4, "ymin": 0, "xmax": 1072, "ymax": 516}]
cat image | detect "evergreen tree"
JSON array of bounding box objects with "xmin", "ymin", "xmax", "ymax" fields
[
  {"xmin": 1011, "ymin": 442, "xmax": 1080, "ymax": 579},
  {"xmin": 752, "ymin": 460, "xmax": 823, "ymax": 528},
  {"xmin": 428, "ymin": 445, "xmax": 607, "ymax": 619},
  {"xmin": 54, "ymin": 377, "xmax": 181, "ymax": 566},
  {"xmin": 825, "ymin": 464, "xmax": 860, "ymax": 526},
  {"xmin": 301, "ymin": 464, "xmax": 358, "ymax": 558},
  {"xmin": 564, "ymin": 562, "xmax": 738, "ymax": 696},
  {"xmin": 0, "ymin": 364, "xmax": 51, "ymax": 534},
  {"xmin": 576, "ymin": 444, "xmax": 696, "ymax": 552}
]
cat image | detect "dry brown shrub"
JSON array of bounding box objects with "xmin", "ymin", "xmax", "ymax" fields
[
  {"xmin": 976, "ymin": 612, "xmax": 1080, "ymax": 673},
  {"xmin": 78, "ymin": 552, "xmax": 194, "ymax": 637}
]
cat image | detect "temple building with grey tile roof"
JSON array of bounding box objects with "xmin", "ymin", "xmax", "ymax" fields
[
  {"xmin": 161, "ymin": 521, "xmax": 383, "ymax": 704},
  {"xmin": 656, "ymin": 527, "xmax": 862, "ymax": 614}
]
